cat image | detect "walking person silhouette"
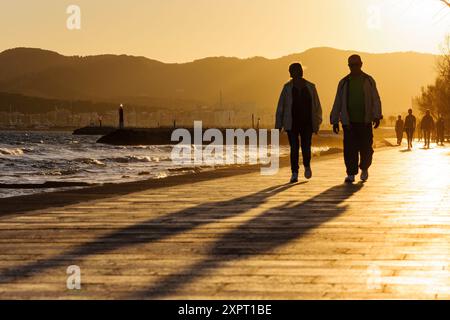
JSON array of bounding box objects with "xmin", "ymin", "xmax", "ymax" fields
[
  {"xmin": 436, "ymin": 115, "xmax": 445, "ymax": 146},
  {"xmin": 330, "ymin": 55, "xmax": 383, "ymax": 183},
  {"xmin": 404, "ymin": 109, "xmax": 416, "ymax": 150},
  {"xmin": 395, "ymin": 115, "xmax": 404, "ymax": 146},
  {"xmin": 275, "ymin": 63, "xmax": 323, "ymax": 183},
  {"xmin": 421, "ymin": 110, "xmax": 435, "ymax": 149}
]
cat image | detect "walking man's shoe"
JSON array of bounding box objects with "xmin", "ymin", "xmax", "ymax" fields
[
  {"xmin": 304, "ymin": 167, "xmax": 312, "ymax": 179},
  {"xmin": 345, "ymin": 175, "xmax": 355, "ymax": 183},
  {"xmin": 360, "ymin": 169, "xmax": 369, "ymax": 181},
  {"xmin": 290, "ymin": 172, "xmax": 299, "ymax": 183}
]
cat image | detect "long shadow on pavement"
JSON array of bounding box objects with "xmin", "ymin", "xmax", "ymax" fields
[
  {"xmin": 0, "ymin": 183, "xmax": 297, "ymax": 284},
  {"xmin": 131, "ymin": 183, "xmax": 363, "ymax": 298}
]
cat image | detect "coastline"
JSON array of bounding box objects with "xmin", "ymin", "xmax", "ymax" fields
[
  {"xmin": 0, "ymin": 150, "xmax": 347, "ymax": 216},
  {"xmin": 0, "ymin": 130, "xmax": 394, "ymax": 214}
]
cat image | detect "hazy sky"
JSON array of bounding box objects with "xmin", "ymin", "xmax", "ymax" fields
[{"xmin": 1, "ymin": 0, "xmax": 449, "ymax": 62}]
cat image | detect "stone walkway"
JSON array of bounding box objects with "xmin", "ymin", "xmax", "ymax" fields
[{"xmin": 0, "ymin": 143, "xmax": 449, "ymax": 299}]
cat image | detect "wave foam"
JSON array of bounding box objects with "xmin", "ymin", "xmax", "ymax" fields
[{"xmin": 0, "ymin": 148, "xmax": 25, "ymax": 156}]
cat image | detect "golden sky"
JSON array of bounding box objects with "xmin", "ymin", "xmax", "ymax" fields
[{"xmin": 1, "ymin": 0, "xmax": 449, "ymax": 62}]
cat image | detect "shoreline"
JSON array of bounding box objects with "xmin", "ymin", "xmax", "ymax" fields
[
  {"xmin": 0, "ymin": 150, "xmax": 349, "ymax": 216},
  {"xmin": 0, "ymin": 131, "xmax": 395, "ymax": 214}
]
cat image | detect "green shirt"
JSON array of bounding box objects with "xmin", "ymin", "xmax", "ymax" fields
[{"xmin": 348, "ymin": 76, "xmax": 365, "ymax": 123}]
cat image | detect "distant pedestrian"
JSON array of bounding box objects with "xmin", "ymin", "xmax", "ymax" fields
[
  {"xmin": 276, "ymin": 62, "xmax": 323, "ymax": 183},
  {"xmin": 395, "ymin": 115, "xmax": 404, "ymax": 145},
  {"xmin": 404, "ymin": 109, "xmax": 416, "ymax": 150},
  {"xmin": 330, "ymin": 54, "xmax": 382, "ymax": 183},
  {"xmin": 421, "ymin": 110, "xmax": 435, "ymax": 149},
  {"xmin": 436, "ymin": 115, "xmax": 445, "ymax": 146}
]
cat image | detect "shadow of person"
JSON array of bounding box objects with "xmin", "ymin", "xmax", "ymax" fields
[
  {"xmin": 0, "ymin": 183, "xmax": 298, "ymax": 284},
  {"xmin": 131, "ymin": 183, "xmax": 363, "ymax": 299}
]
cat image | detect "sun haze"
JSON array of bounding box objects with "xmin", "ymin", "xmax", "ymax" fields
[{"xmin": 0, "ymin": 0, "xmax": 449, "ymax": 62}]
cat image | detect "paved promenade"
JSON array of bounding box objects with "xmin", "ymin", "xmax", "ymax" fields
[{"xmin": 0, "ymin": 143, "xmax": 449, "ymax": 299}]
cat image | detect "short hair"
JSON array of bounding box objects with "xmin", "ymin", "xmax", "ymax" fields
[
  {"xmin": 408, "ymin": 108, "xmax": 412, "ymax": 113},
  {"xmin": 289, "ymin": 63, "xmax": 303, "ymax": 73},
  {"xmin": 348, "ymin": 54, "xmax": 362, "ymax": 63}
]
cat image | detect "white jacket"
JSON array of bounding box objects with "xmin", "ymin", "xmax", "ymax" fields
[
  {"xmin": 275, "ymin": 79, "xmax": 323, "ymax": 133},
  {"xmin": 330, "ymin": 73, "xmax": 382, "ymax": 125}
]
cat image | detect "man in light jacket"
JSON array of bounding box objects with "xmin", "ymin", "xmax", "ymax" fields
[
  {"xmin": 275, "ymin": 63, "xmax": 323, "ymax": 183},
  {"xmin": 330, "ymin": 55, "xmax": 382, "ymax": 183}
]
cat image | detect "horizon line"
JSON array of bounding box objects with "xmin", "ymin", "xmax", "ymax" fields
[{"xmin": 0, "ymin": 45, "xmax": 440, "ymax": 65}]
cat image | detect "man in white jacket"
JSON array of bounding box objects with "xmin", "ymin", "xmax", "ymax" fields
[
  {"xmin": 275, "ymin": 63, "xmax": 323, "ymax": 183},
  {"xmin": 330, "ymin": 55, "xmax": 383, "ymax": 183}
]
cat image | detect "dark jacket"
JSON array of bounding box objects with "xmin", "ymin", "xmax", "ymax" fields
[
  {"xmin": 395, "ymin": 119, "xmax": 404, "ymax": 132},
  {"xmin": 421, "ymin": 115, "xmax": 435, "ymax": 131},
  {"xmin": 404, "ymin": 114, "xmax": 416, "ymax": 130}
]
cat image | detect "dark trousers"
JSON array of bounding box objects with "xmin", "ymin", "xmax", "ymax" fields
[
  {"xmin": 287, "ymin": 127, "xmax": 312, "ymax": 173},
  {"xmin": 405, "ymin": 128, "xmax": 414, "ymax": 148},
  {"xmin": 437, "ymin": 130, "xmax": 445, "ymax": 144},
  {"xmin": 396, "ymin": 130, "xmax": 403, "ymax": 145},
  {"xmin": 424, "ymin": 130, "xmax": 431, "ymax": 147},
  {"xmin": 343, "ymin": 123, "xmax": 373, "ymax": 176}
]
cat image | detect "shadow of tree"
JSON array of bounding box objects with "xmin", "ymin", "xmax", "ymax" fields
[
  {"xmin": 131, "ymin": 183, "xmax": 363, "ymax": 298},
  {"xmin": 0, "ymin": 183, "xmax": 298, "ymax": 284}
]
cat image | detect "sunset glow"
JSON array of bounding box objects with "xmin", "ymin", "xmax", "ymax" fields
[
  {"xmin": 0, "ymin": 0, "xmax": 448, "ymax": 62},
  {"xmin": 0, "ymin": 0, "xmax": 450, "ymax": 304}
]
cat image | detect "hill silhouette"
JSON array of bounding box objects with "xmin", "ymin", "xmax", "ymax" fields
[{"xmin": 0, "ymin": 47, "xmax": 438, "ymax": 117}]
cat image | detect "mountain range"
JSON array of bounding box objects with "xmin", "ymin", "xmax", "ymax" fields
[{"xmin": 0, "ymin": 47, "xmax": 439, "ymax": 116}]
